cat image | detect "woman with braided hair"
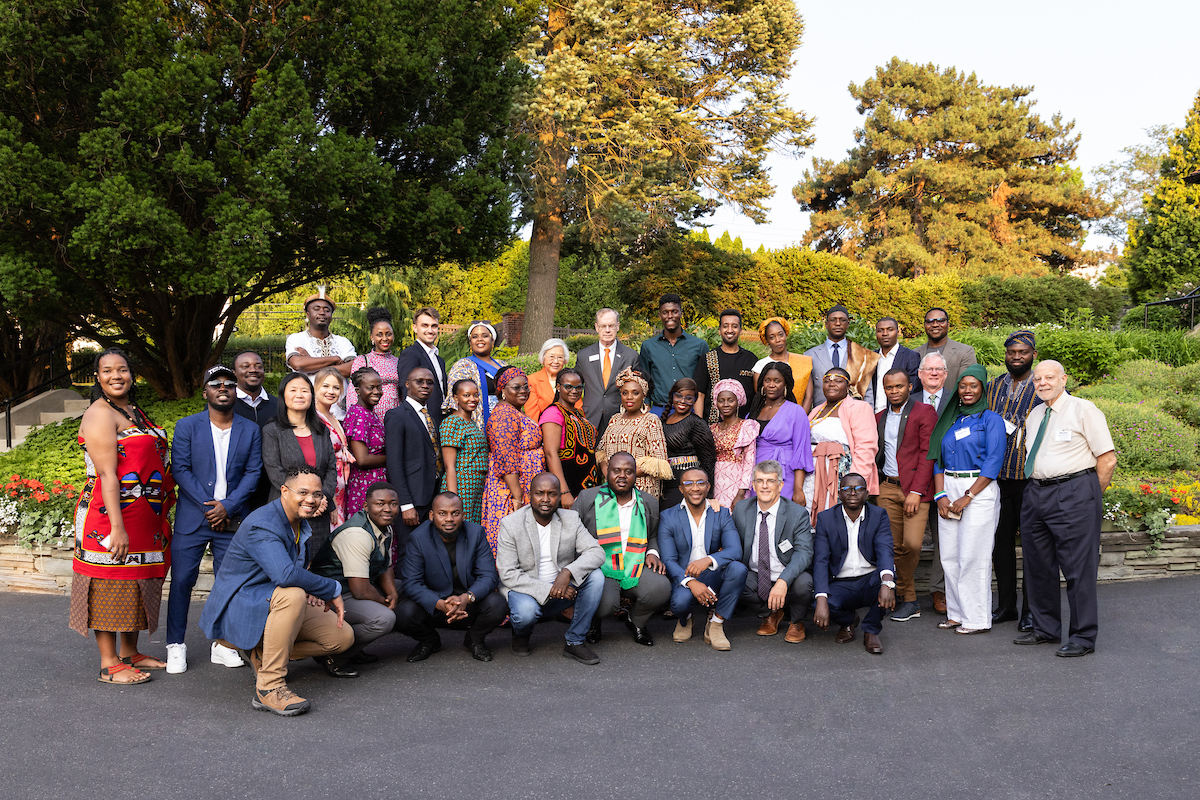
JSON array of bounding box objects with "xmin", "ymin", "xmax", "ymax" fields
[
  {"xmin": 344, "ymin": 366, "xmax": 388, "ymax": 517},
  {"xmin": 748, "ymin": 361, "xmax": 813, "ymax": 506}
]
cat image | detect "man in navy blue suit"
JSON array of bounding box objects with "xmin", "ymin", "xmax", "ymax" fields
[
  {"xmin": 396, "ymin": 492, "xmax": 507, "ymax": 663},
  {"xmin": 395, "ymin": 307, "xmax": 448, "ymax": 427},
  {"xmin": 869, "ymin": 317, "xmax": 921, "ymax": 413},
  {"xmin": 384, "ymin": 366, "xmax": 441, "ymax": 567},
  {"xmin": 813, "ymin": 473, "xmax": 896, "ymax": 655},
  {"xmin": 658, "ymin": 467, "xmax": 746, "ymax": 651},
  {"xmin": 166, "ymin": 365, "xmax": 262, "ymax": 674}
]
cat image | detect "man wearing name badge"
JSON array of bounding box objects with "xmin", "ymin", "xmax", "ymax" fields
[
  {"xmin": 166, "ymin": 365, "xmax": 262, "ymax": 674},
  {"xmin": 917, "ymin": 351, "xmax": 950, "ymax": 614},
  {"xmin": 986, "ymin": 330, "xmax": 1042, "ymax": 630},
  {"xmin": 1015, "ymin": 360, "xmax": 1116, "ymax": 658},
  {"xmin": 914, "ymin": 308, "xmax": 976, "ymax": 402},
  {"xmin": 384, "ymin": 367, "xmax": 441, "ymax": 568},
  {"xmin": 285, "ymin": 291, "xmax": 356, "ymax": 420},
  {"xmin": 395, "ymin": 307, "xmax": 448, "ymax": 426},
  {"xmin": 639, "ymin": 293, "xmax": 709, "ymax": 416},
  {"xmin": 804, "ymin": 305, "xmax": 879, "ymax": 407},
  {"xmin": 232, "ymin": 350, "xmax": 278, "ymax": 511},
  {"xmin": 693, "ymin": 309, "xmax": 758, "ymax": 423},
  {"xmin": 870, "ymin": 317, "xmax": 920, "ymax": 413},
  {"xmin": 577, "ymin": 308, "xmax": 641, "ymax": 439}
]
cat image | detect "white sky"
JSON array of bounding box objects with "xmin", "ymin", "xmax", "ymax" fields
[{"xmin": 701, "ymin": 0, "xmax": 1200, "ymax": 252}]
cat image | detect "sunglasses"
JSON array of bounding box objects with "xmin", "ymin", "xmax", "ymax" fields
[{"xmin": 207, "ymin": 380, "xmax": 237, "ymax": 389}]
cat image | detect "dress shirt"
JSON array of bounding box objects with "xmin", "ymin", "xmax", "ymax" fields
[
  {"xmin": 211, "ymin": 422, "xmax": 231, "ymax": 502},
  {"xmin": 1023, "ymin": 392, "xmax": 1115, "ymax": 480},
  {"xmin": 933, "ymin": 411, "xmax": 1008, "ymax": 479},
  {"xmin": 748, "ymin": 498, "xmax": 785, "ymax": 582},
  {"xmin": 873, "ymin": 345, "xmax": 899, "ymax": 412},
  {"xmin": 399, "ymin": 395, "xmax": 432, "ymax": 512},
  {"xmin": 986, "ymin": 372, "xmax": 1043, "ymax": 480},
  {"xmin": 826, "ymin": 338, "xmax": 846, "ymax": 368},
  {"xmin": 882, "ymin": 408, "xmax": 901, "ymax": 478},
  {"xmin": 639, "ymin": 330, "xmax": 709, "ymax": 406},
  {"xmin": 235, "ymin": 386, "xmax": 268, "ymax": 407},
  {"xmin": 616, "ymin": 496, "xmax": 636, "ymax": 551},
  {"xmin": 679, "ymin": 502, "xmax": 717, "ymax": 586},
  {"xmin": 419, "ymin": 341, "xmax": 444, "ymax": 385},
  {"xmin": 536, "ymin": 520, "xmax": 558, "ymax": 584},
  {"xmin": 835, "ymin": 509, "xmax": 875, "ymax": 580}
]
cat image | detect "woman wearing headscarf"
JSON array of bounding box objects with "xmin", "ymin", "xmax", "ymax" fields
[
  {"xmin": 753, "ymin": 317, "xmax": 814, "ymax": 411},
  {"xmin": 444, "ymin": 320, "xmax": 507, "ymax": 430},
  {"xmin": 709, "ymin": 378, "xmax": 759, "ymax": 509},
  {"xmin": 597, "ymin": 367, "xmax": 672, "ymax": 499},
  {"xmin": 804, "ymin": 366, "xmax": 879, "ymax": 518},
  {"xmin": 747, "ymin": 361, "xmax": 813, "ymax": 506},
  {"xmin": 928, "ymin": 363, "xmax": 1007, "ymax": 635},
  {"xmin": 480, "ymin": 367, "xmax": 546, "ymax": 556}
]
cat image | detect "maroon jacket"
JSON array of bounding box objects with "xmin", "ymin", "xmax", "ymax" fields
[{"xmin": 874, "ymin": 397, "xmax": 937, "ymax": 501}]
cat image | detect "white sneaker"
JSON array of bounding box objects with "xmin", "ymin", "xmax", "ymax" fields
[
  {"xmin": 211, "ymin": 641, "xmax": 246, "ymax": 668},
  {"xmin": 166, "ymin": 643, "xmax": 187, "ymax": 674}
]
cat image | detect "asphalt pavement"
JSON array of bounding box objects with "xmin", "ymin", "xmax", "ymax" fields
[{"xmin": 1, "ymin": 576, "xmax": 1198, "ymax": 800}]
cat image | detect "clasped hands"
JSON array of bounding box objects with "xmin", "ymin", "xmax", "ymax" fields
[
  {"xmin": 435, "ymin": 593, "xmax": 473, "ymax": 622},
  {"xmin": 548, "ymin": 568, "xmax": 577, "ymax": 601}
]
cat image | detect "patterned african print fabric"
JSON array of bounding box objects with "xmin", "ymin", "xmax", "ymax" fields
[
  {"xmin": 344, "ymin": 404, "xmax": 388, "ymax": 517},
  {"xmin": 69, "ymin": 576, "xmax": 164, "ymax": 635},
  {"xmin": 539, "ymin": 403, "xmax": 601, "ymax": 496},
  {"xmin": 481, "ymin": 403, "xmax": 545, "ymax": 557},
  {"xmin": 710, "ymin": 418, "xmax": 760, "ymax": 508},
  {"xmin": 348, "ymin": 351, "xmax": 400, "ymax": 420},
  {"xmin": 440, "ymin": 414, "xmax": 488, "ymax": 525},
  {"xmin": 597, "ymin": 411, "xmax": 671, "ymax": 499}
]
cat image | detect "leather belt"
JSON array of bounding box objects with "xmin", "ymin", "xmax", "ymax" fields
[
  {"xmin": 1035, "ymin": 467, "xmax": 1096, "ymax": 487},
  {"xmin": 944, "ymin": 470, "xmax": 980, "ymax": 478},
  {"xmin": 882, "ymin": 476, "xmax": 901, "ymax": 486}
]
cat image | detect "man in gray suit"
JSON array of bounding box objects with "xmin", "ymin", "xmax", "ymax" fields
[
  {"xmin": 803, "ymin": 305, "xmax": 879, "ymax": 407},
  {"xmin": 577, "ymin": 308, "xmax": 641, "ymax": 438},
  {"xmin": 496, "ymin": 473, "xmax": 606, "ymax": 664},
  {"xmin": 733, "ymin": 460, "xmax": 815, "ymax": 644},
  {"xmin": 914, "ymin": 307, "xmax": 977, "ymax": 396}
]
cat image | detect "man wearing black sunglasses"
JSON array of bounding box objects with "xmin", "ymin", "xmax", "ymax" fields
[{"xmin": 914, "ymin": 307, "xmax": 977, "ymax": 401}]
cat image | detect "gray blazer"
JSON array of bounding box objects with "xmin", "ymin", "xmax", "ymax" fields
[
  {"xmin": 731, "ymin": 496, "xmax": 814, "ymax": 585},
  {"xmin": 915, "ymin": 338, "xmax": 977, "ymax": 398},
  {"xmin": 496, "ymin": 506, "xmax": 605, "ymax": 603},
  {"xmin": 573, "ymin": 486, "xmax": 660, "ymax": 554},
  {"xmin": 576, "ymin": 341, "xmax": 641, "ymax": 438},
  {"xmin": 803, "ymin": 340, "xmax": 876, "ymax": 409},
  {"xmin": 260, "ymin": 419, "xmax": 338, "ymax": 503}
]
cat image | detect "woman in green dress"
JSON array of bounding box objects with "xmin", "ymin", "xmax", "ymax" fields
[{"xmin": 439, "ymin": 378, "xmax": 489, "ymax": 524}]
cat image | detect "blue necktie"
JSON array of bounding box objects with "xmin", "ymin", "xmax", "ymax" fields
[{"xmin": 831, "ymin": 342, "xmax": 840, "ymax": 369}]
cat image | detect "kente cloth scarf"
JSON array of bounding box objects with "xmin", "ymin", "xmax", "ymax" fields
[
  {"xmin": 594, "ymin": 486, "xmax": 648, "ymax": 589},
  {"xmin": 927, "ymin": 363, "xmax": 990, "ymax": 466}
]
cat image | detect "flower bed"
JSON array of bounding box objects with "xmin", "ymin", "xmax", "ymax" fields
[{"xmin": 1, "ymin": 475, "xmax": 79, "ymax": 549}]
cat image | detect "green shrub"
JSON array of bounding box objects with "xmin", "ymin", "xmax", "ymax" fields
[
  {"xmin": 1113, "ymin": 330, "xmax": 1200, "ymax": 367},
  {"xmin": 1075, "ymin": 382, "xmax": 1148, "ymax": 404},
  {"xmin": 1035, "ymin": 328, "xmax": 1119, "ymax": 384},
  {"xmin": 564, "ymin": 334, "xmax": 598, "ymax": 352},
  {"xmin": 1159, "ymin": 395, "xmax": 1200, "ymax": 429},
  {"xmin": 1172, "ymin": 361, "xmax": 1200, "ymax": 393},
  {"xmin": 1110, "ymin": 360, "xmax": 1176, "ymax": 392},
  {"xmin": 960, "ymin": 275, "xmax": 1125, "ymax": 327},
  {"xmin": 1092, "ymin": 398, "xmax": 1200, "ymax": 474},
  {"xmin": 950, "ymin": 329, "xmax": 1005, "ymax": 366}
]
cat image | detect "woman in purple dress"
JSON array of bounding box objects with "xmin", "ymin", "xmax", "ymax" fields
[
  {"xmin": 747, "ymin": 362, "xmax": 814, "ymax": 506},
  {"xmin": 343, "ymin": 367, "xmax": 388, "ymax": 517}
]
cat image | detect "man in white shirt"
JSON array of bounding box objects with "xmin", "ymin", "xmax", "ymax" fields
[
  {"xmin": 812, "ymin": 473, "xmax": 896, "ymax": 655},
  {"xmin": 871, "ymin": 317, "xmax": 921, "ymax": 413},
  {"xmin": 285, "ymin": 292, "xmax": 356, "ymax": 419}
]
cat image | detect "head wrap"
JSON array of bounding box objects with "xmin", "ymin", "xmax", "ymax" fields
[
  {"xmin": 495, "ymin": 366, "xmax": 526, "ymax": 395},
  {"xmin": 1005, "ymin": 329, "xmax": 1036, "ymax": 349},
  {"xmin": 758, "ymin": 316, "xmax": 791, "ymax": 346},
  {"xmin": 614, "ymin": 367, "xmax": 649, "ymax": 397},
  {"xmin": 711, "ymin": 378, "xmax": 747, "ymax": 410},
  {"xmin": 466, "ymin": 320, "xmax": 498, "ymax": 343},
  {"xmin": 927, "ymin": 363, "xmax": 990, "ymax": 466}
]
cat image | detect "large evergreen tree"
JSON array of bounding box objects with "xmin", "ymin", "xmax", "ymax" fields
[
  {"xmin": 514, "ymin": 0, "xmax": 813, "ymax": 353},
  {"xmin": 1126, "ymin": 93, "xmax": 1200, "ymax": 303},
  {"xmin": 0, "ymin": 0, "xmax": 527, "ymax": 398},
  {"xmin": 794, "ymin": 58, "xmax": 1105, "ymax": 278}
]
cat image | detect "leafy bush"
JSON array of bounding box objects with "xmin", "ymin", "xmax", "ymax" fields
[
  {"xmin": 1036, "ymin": 329, "xmax": 1119, "ymax": 384},
  {"xmin": 1075, "ymin": 382, "xmax": 1148, "ymax": 404},
  {"xmin": 1159, "ymin": 395, "xmax": 1200, "ymax": 429},
  {"xmin": 961, "ymin": 275, "xmax": 1125, "ymax": 327},
  {"xmin": 1174, "ymin": 362, "xmax": 1200, "ymax": 394},
  {"xmin": 564, "ymin": 334, "xmax": 599, "ymax": 352},
  {"xmin": 1092, "ymin": 398, "xmax": 1200, "ymax": 474},
  {"xmin": 951, "ymin": 329, "xmax": 1005, "ymax": 366},
  {"xmin": 1120, "ymin": 303, "xmax": 1189, "ymax": 331},
  {"xmin": 1110, "ymin": 359, "xmax": 1176, "ymax": 392},
  {"xmin": 1113, "ymin": 330, "xmax": 1200, "ymax": 367}
]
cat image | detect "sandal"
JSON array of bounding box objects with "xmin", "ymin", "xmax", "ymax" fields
[
  {"xmin": 120, "ymin": 653, "xmax": 166, "ymax": 670},
  {"xmin": 955, "ymin": 626, "xmax": 990, "ymax": 635},
  {"xmin": 98, "ymin": 662, "xmax": 152, "ymax": 685},
  {"xmin": 936, "ymin": 619, "xmax": 961, "ymax": 630}
]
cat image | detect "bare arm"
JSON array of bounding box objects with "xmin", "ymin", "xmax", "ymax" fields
[
  {"xmin": 1096, "ymin": 451, "xmax": 1117, "ymax": 490},
  {"xmin": 348, "ymin": 439, "xmax": 386, "ymax": 469}
]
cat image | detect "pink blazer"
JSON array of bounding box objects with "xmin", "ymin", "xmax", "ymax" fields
[{"xmin": 811, "ymin": 396, "xmax": 880, "ymax": 495}]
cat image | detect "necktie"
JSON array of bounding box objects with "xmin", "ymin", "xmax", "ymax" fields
[
  {"xmin": 420, "ymin": 407, "xmax": 443, "ymax": 473},
  {"xmin": 602, "ymin": 347, "xmax": 612, "ymax": 387},
  {"xmin": 1024, "ymin": 408, "xmax": 1052, "ymax": 479},
  {"xmin": 928, "ymin": 393, "xmax": 938, "ymax": 408},
  {"xmin": 831, "ymin": 342, "xmax": 840, "ymax": 369},
  {"xmin": 757, "ymin": 511, "xmax": 772, "ymax": 601}
]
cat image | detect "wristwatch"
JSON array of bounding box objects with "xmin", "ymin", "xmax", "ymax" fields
[
  {"xmin": 466, "ymin": 592, "xmax": 476, "ymax": 604},
  {"xmin": 882, "ymin": 580, "xmax": 896, "ymax": 589},
  {"xmin": 964, "ymin": 490, "xmax": 975, "ymax": 499}
]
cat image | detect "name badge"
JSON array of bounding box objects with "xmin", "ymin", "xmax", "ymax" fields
[
  {"xmin": 588, "ymin": 353, "xmax": 600, "ymax": 362},
  {"xmin": 954, "ymin": 427, "xmax": 971, "ymax": 441},
  {"xmin": 1055, "ymin": 429, "xmax": 1073, "ymax": 442},
  {"xmin": 1003, "ymin": 419, "xmax": 1017, "ymax": 436},
  {"xmin": 778, "ymin": 539, "xmax": 793, "ymax": 553}
]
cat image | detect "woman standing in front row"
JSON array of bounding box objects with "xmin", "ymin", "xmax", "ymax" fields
[
  {"xmin": 660, "ymin": 378, "xmax": 717, "ymax": 507},
  {"xmin": 709, "ymin": 378, "xmax": 759, "ymax": 509},
  {"xmin": 747, "ymin": 362, "xmax": 812, "ymax": 506},
  {"xmin": 539, "ymin": 368, "xmax": 599, "ymax": 508},
  {"xmin": 806, "ymin": 367, "xmax": 879, "ymax": 518},
  {"xmin": 71, "ymin": 348, "xmax": 175, "ymax": 684},
  {"xmin": 444, "ymin": 320, "xmax": 507, "ymax": 430},
  {"xmin": 928, "ymin": 364, "xmax": 1006, "ymax": 635},
  {"xmin": 481, "ymin": 367, "xmax": 546, "ymax": 557}
]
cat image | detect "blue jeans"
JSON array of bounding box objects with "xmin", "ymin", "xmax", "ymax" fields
[
  {"xmin": 167, "ymin": 526, "xmax": 235, "ymax": 644},
  {"xmin": 507, "ymin": 569, "xmax": 605, "ymax": 646},
  {"xmin": 669, "ymin": 561, "xmax": 747, "ymax": 621}
]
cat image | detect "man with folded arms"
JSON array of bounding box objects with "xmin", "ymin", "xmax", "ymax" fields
[
  {"xmin": 658, "ymin": 467, "xmax": 746, "ymax": 651},
  {"xmin": 496, "ymin": 473, "xmax": 606, "ymax": 664},
  {"xmin": 396, "ymin": 492, "xmax": 508, "ymax": 663},
  {"xmin": 732, "ymin": 460, "xmax": 813, "ymax": 644},
  {"xmin": 812, "ymin": 473, "xmax": 896, "ymax": 655},
  {"xmin": 200, "ymin": 466, "xmax": 353, "ymax": 717}
]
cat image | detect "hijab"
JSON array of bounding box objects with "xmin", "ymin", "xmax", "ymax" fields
[{"xmin": 927, "ymin": 363, "xmax": 990, "ymax": 466}]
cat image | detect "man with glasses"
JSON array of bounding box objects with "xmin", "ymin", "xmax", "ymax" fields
[
  {"xmin": 166, "ymin": 365, "xmax": 262, "ymax": 673},
  {"xmin": 804, "ymin": 305, "xmax": 880, "ymax": 406},
  {"xmin": 384, "ymin": 367, "xmax": 442, "ymax": 567},
  {"xmin": 732, "ymin": 460, "xmax": 814, "ymax": 644},
  {"xmin": 915, "ymin": 307, "xmax": 976, "ymax": 401},
  {"xmin": 577, "ymin": 308, "xmax": 641, "ymax": 439},
  {"xmin": 812, "ymin": 473, "xmax": 896, "ymax": 655}
]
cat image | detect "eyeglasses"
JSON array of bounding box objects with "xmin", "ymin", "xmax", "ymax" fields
[
  {"xmin": 561, "ymin": 383, "xmax": 585, "ymax": 391},
  {"xmin": 924, "ymin": 317, "xmax": 949, "ymax": 324},
  {"xmin": 752, "ymin": 478, "xmax": 781, "ymax": 486},
  {"xmin": 672, "ymin": 394, "xmax": 696, "ymax": 404},
  {"xmin": 207, "ymin": 380, "xmax": 237, "ymax": 389},
  {"xmin": 838, "ymin": 485, "xmax": 868, "ymax": 493},
  {"xmin": 920, "ymin": 367, "xmax": 946, "ymax": 373},
  {"xmin": 681, "ymin": 480, "xmax": 709, "ymax": 487}
]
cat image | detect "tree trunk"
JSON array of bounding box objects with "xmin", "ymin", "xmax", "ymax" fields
[
  {"xmin": 0, "ymin": 319, "xmax": 67, "ymax": 400},
  {"xmin": 522, "ymin": 211, "xmax": 563, "ymax": 354}
]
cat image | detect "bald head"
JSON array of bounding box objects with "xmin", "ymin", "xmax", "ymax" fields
[
  {"xmin": 529, "ymin": 472, "xmax": 562, "ymax": 523},
  {"xmin": 1032, "ymin": 360, "xmax": 1068, "ymax": 404}
]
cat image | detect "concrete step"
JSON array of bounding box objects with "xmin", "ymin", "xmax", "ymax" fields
[
  {"xmin": 0, "ymin": 425, "xmax": 33, "ymax": 453},
  {"xmin": 37, "ymin": 411, "xmax": 77, "ymax": 425},
  {"xmin": 63, "ymin": 399, "xmax": 90, "ymax": 414}
]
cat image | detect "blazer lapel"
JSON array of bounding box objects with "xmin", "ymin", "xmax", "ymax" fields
[
  {"xmin": 896, "ymin": 397, "xmax": 914, "ymax": 446},
  {"xmin": 225, "ymin": 419, "xmax": 243, "ymax": 474},
  {"xmin": 549, "ymin": 514, "xmax": 563, "ymax": 568},
  {"xmin": 774, "ymin": 503, "xmax": 789, "ymax": 554},
  {"xmin": 703, "ymin": 508, "xmax": 716, "ymax": 554},
  {"xmin": 856, "ymin": 510, "xmax": 872, "ymax": 563}
]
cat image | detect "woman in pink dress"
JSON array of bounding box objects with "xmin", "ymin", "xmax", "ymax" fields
[
  {"xmin": 343, "ymin": 367, "xmax": 388, "ymax": 517},
  {"xmin": 709, "ymin": 378, "xmax": 759, "ymax": 509},
  {"xmin": 314, "ymin": 366, "xmax": 354, "ymax": 527},
  {"xmin": 348, "ymin": 307, "xmax": 400, "ymax": 420}
]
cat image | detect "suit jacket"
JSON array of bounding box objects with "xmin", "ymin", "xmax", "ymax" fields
[
  {"xmin": 396, "ymin": 343, "xmax": 448, "ymax": 427},
  {"xmin": 384, "ymin": 402, "xmax": 439, "ymax": 509},
  {"xmin": 199, "ymin": 500, "xmax": 342, "ymax": 650},
  {"xmin": 915, "ymin": 338, "xmax": 977, "ymax": 399},
  {"xmin": 875, "ymin": 397, "xmax": 938, "ymax": 501},
  {"xmin": 731, "ymin": 496, "xmax": 813, "ymax": 584},
  {"xmin": 870, "ymin": 344, "xmax": 921, "ymax": 402},
  {"xmin": 576, "ymin": 341, "xmax": 641, "ymax": 437},
  {"xmin": 573, "ymin": 486, "xmax": 660, "ymax": 554},
  {"xmin": 401, "ymin": 520, "xmax": 498, "ymax": 614},
  {"xmin": 260, "ymin": 420, "xmax": 337, "ymax": 504},
  {"xmin": 804, "ymin": 339, "xmax": 880, "ymax": 407},
  {"xmin": 171, "ymin": 411, "xmax": 262, "ymax": 536},
  {"xmin": 657, "ymin": 503, "xmax": 743, "ymax": 585},
  {"xmin": 812, "ymin": 503, "xmax": 895, "ymax": 596},
  {"xmin": 917, "ymin": 385, "xmax": 952, "ymax": 416},
  {"xmin": 496, "ymin": 506, "xmax": 604, "ymax": 603}
]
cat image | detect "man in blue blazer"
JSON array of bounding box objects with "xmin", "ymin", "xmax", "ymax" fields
[
  {"xmin": 166, "ymin": 365, "xmax": 262, "ymax": 674},
  {"xmin": 813, "ymin": 473, "xmax": 896, "ymax": 655},
  {"xmin": 732, "ymin": 460, "xmax": 814, "ymax": 644},
  {"xmin": 658, "ymin": 467, "xmax": 746, "ymax": 651},
  {"xmin": 395, "ymin": 307, "xmax": 448, "ymax": 427},
  {"xmin": 869, "ymin": 317, "xmax": 921, "ymax": 413},
  {"xmin": 200, "ymin": 466, "xmax": 353, "ymax": 717},
  {"xmin": 396, "ymin": 492, "xmax": 507, "ymax": 663},
  {"xmin": 384, "ymin": 366, "xmax": 441, "ymax": 567}
]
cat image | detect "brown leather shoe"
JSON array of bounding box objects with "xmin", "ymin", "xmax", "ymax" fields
[
  {"xmin": 757, "ymin": 609, "xmax": 785, "ymax": 636},
  {"xmin": 863, "ymin": 632, "xmax": 883, "ymax": 655},
  {"xmin": 835, "ymin": 625, "xmax": 855, "ymax": 644},
  {"xmin": 932, "ymin": 591, "xmax": 947, "ymax": 614},
  {"xmin": 784, "ymin": 622, "xmax": 806, "ymax": 643}
]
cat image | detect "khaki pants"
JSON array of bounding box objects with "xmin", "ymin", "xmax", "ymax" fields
[
  {"xmin": 255, "ymin": 587, "xmax": 354, "ymax": 691},
  {"xmin": 877, "ymin": 481, "xmax": 929, "ymax": 603}
]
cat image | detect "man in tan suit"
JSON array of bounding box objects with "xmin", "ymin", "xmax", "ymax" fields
[{"xmin": 914, "ymin": 307, "xmax": 977, "ymax": 397}]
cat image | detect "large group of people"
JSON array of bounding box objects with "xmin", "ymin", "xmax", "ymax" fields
[{"xmin": 67, "ymin": 292, "xmax": 1117, "ymax": 717}]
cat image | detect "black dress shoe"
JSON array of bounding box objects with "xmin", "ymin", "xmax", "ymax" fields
[
  {"xmin": 586, "ymin": 619, "xmax": 602, "ymax": 644},
  {"xmin": 349, "ymin": 650, "xmax": 379, "ymax": 665},
  {"xmin": 992, "ymin": 607, "xmax": 1018, "ymax": 624},
  {"xmin": 511, "ymin": 633, "xmax": 532, "ymax": 656},
  {"xmin": 1018, "ymin": 611, "xmax": 1034, "ymax": 632},
  {"xmin": 464, "ymin": 638, "xmax": 493, "ymax": 662},
  {"xmin": 314, "ymin": 655, "xmax": 359, "ymax": 678},
  {"xmin": 406, "ymin": 639, "xmax": 443, "ymax": 663},
  {"xmin": 1056, "ymin": 642, "xmax": 1095, "ymax": 658},
  {"xmin": 563, "ymin": 642, "xmax": 601, "ymax": 665},
  {"xmin": 625, "ymin": 618, "xmax": 654, "ymax": 646},
  {"xmin": 1013, "ymin": 631, "xmax": 1057, "ymax": 645}
]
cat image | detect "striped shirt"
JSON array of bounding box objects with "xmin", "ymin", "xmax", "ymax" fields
[{"xmin": 986, "ymin": 371, "xmax": 1042, "ymax": 480}]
